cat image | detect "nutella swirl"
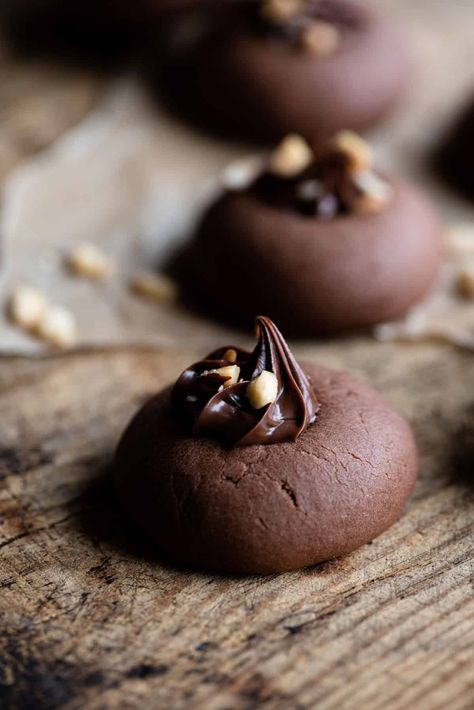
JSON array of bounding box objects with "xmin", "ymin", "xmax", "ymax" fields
[{"xmin": 172, "ymin": 316, "xmax": 320, "ymax": 447}]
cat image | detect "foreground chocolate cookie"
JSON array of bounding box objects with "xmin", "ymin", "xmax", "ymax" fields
[
  {"xmin": 115, "ymin": 317, "xmax": 418, "ymax": 575},
  {"xmin": 435, "ymin": 96, "xmax": 474, "ymax": 202},
  {"xmin": 177, "ymin": 132, "xmax": 442, "ymax": 335},
  {"xmin": 157, "ymin": 0, "xmax": 412, "ymax": 143}
]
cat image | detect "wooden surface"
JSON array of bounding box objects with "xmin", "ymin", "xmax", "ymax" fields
[
  {"xmin": 0, "ymin": 52, "xmax": 102, "ymax": 186},
  {"xmin": 0, "ymin": 4, "xmax": 473, "ymax": 707},
  {"xmin": 0, "ymin": 339, "xmax": 473, "ymax": 710}
]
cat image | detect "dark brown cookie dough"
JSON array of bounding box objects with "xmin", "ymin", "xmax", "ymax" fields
[
  {"xmin": 175, "ymin": 132, "xmax": 442, "ymax": 336},
  {"xmin": 177, "ymin": 175, "xmax": 441, "ymax": 336},
  {"xmin": 114, "ymin": 362, "xmax": 418, "ymax": 575},
  {"xmin": 435, "ymin": 96, "xmax": 474, "ymax": 202},
  {"xmin": 157, "ymin": 0, "xmax": 412, "ymax": 143}
]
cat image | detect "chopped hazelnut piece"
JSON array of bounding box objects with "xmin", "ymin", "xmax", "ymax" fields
[
  {"xmin": 216, "ymin": 365, "xmax": 241, "ymax": 388},
  {"xmin": 223, "ymin": 348, "xmax": 238, "ymax": 363},
  {"xmin": 261, "ymin": 0, "xmax": 305, "ymax": 23},
  {"xmin": 36, "ymin": 305, "xmax": 76, "ymax": 349},
  {"xmin": 7, "ymin": 286, "xmax": 76, "ymax": 349},
  {"xmin": 247, "ymin": 370, "xmax": 279, "ymax": 409},
  {"xmin": 456, "ymin": 265, "xmax": 474, "ymax": 300},
  {"xmin": 67, "ymin": 242, "xmax": 114, "ymax": 281},
  {"xmin": 332, "ymin": 131, "xmax": 373, "ymax": 173},
  {"xmin": 131, "ymin": 273, "xmax": 179, "ymax": 305},
  {"xmin": 352, "ymin": 170, "xmax": 394, "ymax": 215},
  {"xmin": 269, "ymin": 134, "xmax": 314, "ymax": 178},
  {"xmin": 7, "ymin": 285, "xmax": 48, "ymax": 331},
  {"xmin": 300, "ymin": 20, "xmax": 341, "ymax": 56}
]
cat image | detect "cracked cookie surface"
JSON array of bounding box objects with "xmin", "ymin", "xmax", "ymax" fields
[{"xmin": 114, "ymin": 362, "xmax": 417, "ymax": 574}]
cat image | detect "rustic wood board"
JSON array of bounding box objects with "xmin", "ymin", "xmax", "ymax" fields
[
  {"xmin": 0, "ymin": 339, "xmax": 473, "ymax": 710},
  {"xmin": 0, "ymin": 53, "xmax": 103, "ymax": 187}
]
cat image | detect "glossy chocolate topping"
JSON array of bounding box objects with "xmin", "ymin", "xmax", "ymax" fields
[
  {"xmin": 172, "ymin": 316, "xmax": 320, "ymax": 447},
  {"xmin": 249, "ymin": 137, "xmax": 393, "ymax": 219}
]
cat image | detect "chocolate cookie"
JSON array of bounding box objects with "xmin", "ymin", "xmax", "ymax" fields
[
  {"xmin": 176, "ymin": 133, "xmax": 442, "ymax": 335},
  {"xmin": 157, "ymin": 0, "xmax": 412, "ymax": 143},
  {"xmin": 114, "ymin": 317, "xmax": 418, "ymax": 575},
  {"xmin": 435, "ymin": 96, "xmax": 474, "ymax": 202}
]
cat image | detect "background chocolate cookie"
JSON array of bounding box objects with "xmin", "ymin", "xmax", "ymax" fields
[
  {"xmin": 176, "ymin": 134, "xmax": 442, "ymax": 336},
  {"xmin": 156, "ymin": 0, "xmax": 413, "ymax": 143},
  {"xmin": 114, "ymin": 362, "xmax": 418, "ymax": 575}
]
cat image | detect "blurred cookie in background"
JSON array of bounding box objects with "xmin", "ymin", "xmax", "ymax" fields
[
  {"xmin": 174, "ymin": 132, "xmax": 442, "ymax": 336},
  {"xmin": 151, "ymin": 0, "xmax": 413, "ymax": 145}
]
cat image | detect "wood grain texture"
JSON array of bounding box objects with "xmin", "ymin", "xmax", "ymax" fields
[
  {"xmin": 0, "ymin": 50, "xmax": 103, "ymax": 186},
  {"xmin": 0, "ymin": 340, "xmax": 473, "ymax": 710}
]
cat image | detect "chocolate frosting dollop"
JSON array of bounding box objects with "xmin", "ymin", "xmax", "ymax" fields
[
  {"xmin": 249, "ymin": 134, "xmax": 394, "ymax": 220},
  {"xmin": 172, "ymin": 316, "xmax": 320, "ymax": 447}
]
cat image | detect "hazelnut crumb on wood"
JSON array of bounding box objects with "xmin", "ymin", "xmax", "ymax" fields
[
  {"xmin": 7, "ymin": 285, "xmax": 48, "ymax": 331},
  {"xmin": 67, "ymin": 242, "xmax": 114, "ymax": 281},
  {"xmin": 35, "ymin": 305, "xmax": 77, "ymax": 349},
  {"xmin": 130, "ymin": 273, "xmax": 179, "ymax": 305},
  {"xmin": 7, "ymin": 284, "xmax": 77, "ymax": 349}
]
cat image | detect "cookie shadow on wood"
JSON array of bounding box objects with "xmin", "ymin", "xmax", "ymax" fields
[
  {"xmin": 74, "ymin": 460, "xmax": 178, "ymax": 571},
  {"xmin": 75, "ymin": 457, "xmax": 330, "ymax": 580},
  {"xmin": 75, "ymin": 458, "xmax": 257, "ymax": 578}
]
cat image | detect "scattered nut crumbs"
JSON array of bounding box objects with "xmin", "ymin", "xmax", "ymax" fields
[
  {"xmin": 67, "ymin": 242, "xmax": 114, "ymax": 281},
  {"xmin": 6, "ymin": 284, "xmax": 76, "ymax": 349},
  {"xmin": 268, "ymin": 134, "xmax": 314, "ymax": 178},
  {"xmin": 247, "ymin": 371, "xmax": 279, "ymax": 410},
  {"xmin": 300, "ymin": 21, "xmax": 341, "ymax": 56},
  {"xmin": 35, "ymin": 305, "xmax": 77, "ymax": 349},
  {"xmin": 7, "ymin": 285, "xmax": 48, "ymax": 331},
  {"xmin": 131, "ymin": 273, "xmax": 179, "ymax": 305}
]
